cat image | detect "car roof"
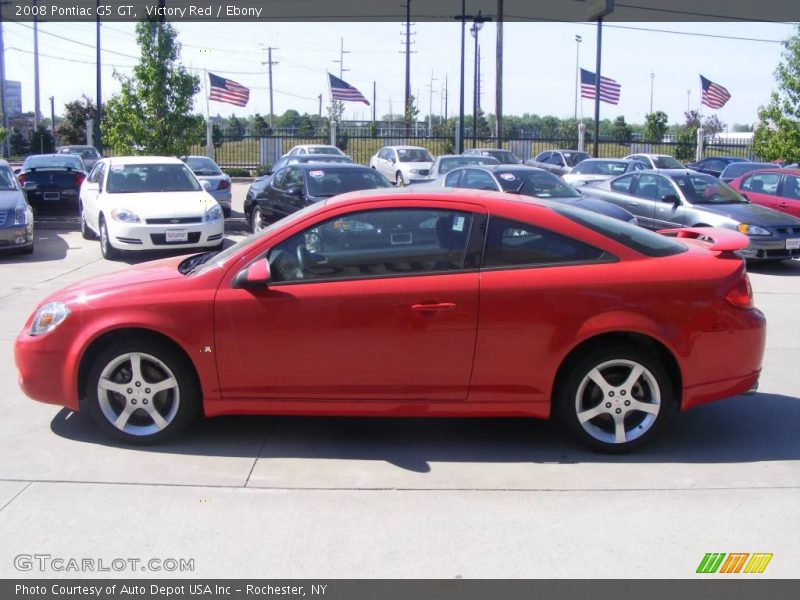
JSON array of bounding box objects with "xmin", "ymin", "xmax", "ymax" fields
[
  {"xmin": 627, "ymin": 153, "xmax": 673, "ymax": 158},
  {"xmin": 579, "ymin": 158, "xmax": 634, "ymax": 163},
  {"xmin": 639, "ymin": 168, "xmax": 705, "ymax": 176},
  {"xmin": 0, "ymin": 159, "xmax": 10, "ymax": 167},
  {"xmin": 459, "ymin": 164, "xmax": 548, "ymax": 174},
  {"xmin": 327, "ymin": 187, "xmax": 551, "ymax": 210},
  {"xmin": 185, "ymin": 155, "xmax": 218, "ymax": 160},
  {"xmin": 290, "ymin": 163, "xmax": 375, "ymax": 171},
  {"xmin": 468, "ymin": 148, "xmax": 507, "ymax": 152},
  {"xmin": 545, "ymin": 149, "xmax": 586, "ymax": 153},
  {"xmin": 284, "ymin": 154, "xmax": 349, "ymax": 161},
  {"xmin": 106, "ymin": 156, "xmax": 185, "ymax": 166},
  {"xmin": 736, "ymin": 168, "xmax": 800, "ymax": 176}
]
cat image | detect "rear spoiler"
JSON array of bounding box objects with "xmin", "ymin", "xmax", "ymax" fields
[{"xmin": 658, "ymin": 227, "xmax": 749, "ymax": 252}]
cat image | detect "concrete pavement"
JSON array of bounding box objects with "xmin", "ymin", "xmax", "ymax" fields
[{"xmin": 0, "ymin": 183, "xmax": 797, "ymax": 578}]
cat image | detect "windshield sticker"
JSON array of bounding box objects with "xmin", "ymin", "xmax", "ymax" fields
[
  {"xmin": 110, "ymin": 166, "xmax": 125, "ymax": 172},
  {"xmin": 309, "ymin": 170, "xmax": 325, "ymax": 178},
  {"xmin": 453, "ymin": 216, "xmax": 466, "ymax": 232},
  {"xmin": 481, "ymin": 151, "xmax": 490, "ymax": 156},
  {"xmin": 499, "ymin": 173, "xmax": 516, "ymax": 181}
]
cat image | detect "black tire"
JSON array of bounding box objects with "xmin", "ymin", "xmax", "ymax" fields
[
  {"xmin": 80, "ymin": 205, "xmax": 96, "ymax": 240},
  {"xmin": 99, "ymin": 217, "xmax": 122, "ymax": 260},
  {"xmin": 86, "ymin": 338, "xmax": 200, "ymax": 444},
  {"xmin": 396, "ymin": 171, "xmax": 405, "ymax": 187},
  {"xmin": 251, "ymin": 205, "xmax": 264, "ymax": 234},
  {"xmin": 19, "ymin": 242, "xmax": 34, "ymax": 255},
  {"xmin": 555, "ymin": 345, "xmax": 675, "ymax": 453},
  {"xmin": 222, "ymin": 205, "xmax": 232, "ymax": 218}
]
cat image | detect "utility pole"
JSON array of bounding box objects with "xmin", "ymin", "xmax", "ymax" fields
[
  {"xmin": 0, "ymin": 5, "xmax": 9, "ymax": 158},
  {"xmin": 317, "ymin": 93, "xmax": 322, "ymax": 132},
  {"xmin": 444, "ymin": 75, "xmax": 448, "ymax": 122},
  {"xmin": 426, "ymin": 70, "xmax": 438, "ymax": 136},
  {"xmin": 496, "ymin": 0, "xmax": 504, "ymax": 144},
  {"xmin": 262, "ymin": 46, "xmax": 278, "ymax": 128},
  {"xmin": 372, "ymin": 81, "xmax": 376, "ymax": 123},
  {"xmin": 687, "ymin": 89, "xmax": 691, "ymax": 112},
  {"xmin": 33, "ymin": 0, "xmax": 40, "ymax": 129},
  {"xmin": 649, "ymin": 72, "xmax": 655, "ymax": 114},
  {"xmin": 333, "ymin": 37, "xmax": 349, "ymax": 79},
  {"xmin": 574, "ymin": 35, "xmax": 582, "ymax": 120},
  {"xmin": 95, "ymin": 0, "xmax": 102, "ymax": 151},
  {"xmin": 401, "ymin": 1, "xmax": 415, "ymax": 135},
  {"xmin": 49, "ymin": 96, "xmax": 54, "ymax": 143}
]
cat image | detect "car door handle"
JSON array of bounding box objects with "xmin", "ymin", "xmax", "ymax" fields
[
  {"xmin": 411, "ymin": 303, "xmax": 456, "ymax": 313},
  {"xmin": 627, "ymin": 201, "xmax": 639, "ymax": 207}
]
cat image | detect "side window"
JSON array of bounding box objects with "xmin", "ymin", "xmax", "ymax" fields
[
  {"xmin": 656, "ymin": 176, "xmax": 678, "ymax": 201},
  {"xmin": 610, "ymin": 174, "xmax": 635, "ymax": 194},
  {"xmin": 535, "ymin": 152, "xmax": 550, "ymax": 162},
  {"xmin": 634, "ymin": 173, "xmax": 661, "ymax": 200},
  {"xmin": 445, "ymin": 171, "xmax": 463, "ymax": 187},
  {"xmin": 461, "ymin": 170, "xmax": 497, "ymax": 190},
  {"xmin": 780, "ymin": 175, "xmax": 800, "ymax": 200},
  {"xmin": 271, "ymin": 168, "xmax": 289, "ymax": 190},
  {"xmin": 96, "ymin": 164, "xmax": 107, "ymax": 191},
  {"xmin": 281, "ymin": 168, "xmax": 305, "ymax": 191},
  {"xmin": 267, "ymin": 209, "xmax": 475, "ymax": 283},
  {"xmin": 745, "ymin": 173, "xmax": 781, "ymax": 194},
  {"xmin": 549, "ymin": 153, "xmax": 565, "ymax": 166},
  {"xmin": 705, "ymin": 159, "xmax": 725, "ymax": 172},
  {"xmin": 483, "ymin": 217, "xmax": 605, "ymax": 268},
  {"xmin": 87, "ymin": 162, "xmax": 101, "ymax": 183},
  {"xmin": 631, "ymin": 161, "xmax": 647, "ymax": 171}
]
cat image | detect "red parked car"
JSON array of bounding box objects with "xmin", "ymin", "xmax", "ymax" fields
[
  {"xmin": 729, "ymin": 168, "xmax": 800, "ymax": 219},
  {"xmin": 14, "ymin": 190, "xmax": 766, "ymax": 452}
]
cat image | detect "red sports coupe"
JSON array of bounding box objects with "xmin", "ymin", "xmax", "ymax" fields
[
  {"xmin": 729, "ymin": 168, "xmax": 800, "ymax": 219},
  {"xmin": 15, "ymin": 190, "xmax": 766, "ymax": 452}
]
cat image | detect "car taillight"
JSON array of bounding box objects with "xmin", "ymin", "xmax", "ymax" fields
[
  {"xmin": 74, "ymin": 173, "xmax": 85, "ymax": 185},
  {"xmin": 725, "ymin": 272, "xmax": 754, "ymax": 310},
  {"xmin": 17, "ymin": 174, "xmax": 26, "ymax": 184},
  {"xmin": 218, "ymin": 180, "xmax": 230, "ymax": 190}
]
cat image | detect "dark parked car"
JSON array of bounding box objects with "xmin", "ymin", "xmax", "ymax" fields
[
  {"xmin": 16, "ymin": 154, "xmax": 87, "ymax": 208},
  {"xmin": 581, "ymin": 169, "xmax": 800, "ymax": 261},
  {"xmin": 686, "ymin": 156, "xmax": 747, "ymax": 178},
  {"xmin": 57, "ymin": 145, "xmax": 101, "ymax": 171},
  {"xmin": 462, "ymin": 148, "xmax": 522, "ymax": 164},
  {"xmin": 0, "ymin": 160, "xmax": 34, "ymax": 254},
  {"xmin": 249, "ymin": 163, "xmax": 391, "ymax": 232},
  {"xmin": 728, "ymin": 168, "xmax": 800, "ymax": 219},
  {"xmin": 441, "ymin": 165, "xmax": 637, "ymax": 223},
  {"xmin": 718, "ymin": 162, "xmax": 775, "ymax": 184},
  {"xmin": 525, "ymin": 150, "xmax": 591, "ymax": 176}
]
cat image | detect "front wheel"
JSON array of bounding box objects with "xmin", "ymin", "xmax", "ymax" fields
[
  {"xmin": 395, "ymin": 171, "xmax": 405, "ymax": 187},
  {"xmin": 99, "ymin": 217, "xmax": 122, "ymax": 260},
  {"xmin": 86, "ymin": 340, "xmax": 200, "ymax": 444},
  {"xmin": 556, "ymin": 346, "xmax": 675, "ymax": 453},
  {"xmin": 80, "ymin": 205, "xmax": 96, "ymax": 240},
  {"xmin": 251, "ymin": 205, "xmax": 266, "ymax": 234}
]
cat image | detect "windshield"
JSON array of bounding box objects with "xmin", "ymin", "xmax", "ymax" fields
[
  {"xmin": 60, "ymin": 147, "xmax": 100, "ymax": 159},
  {"xmin": 653, "ymin": 156, "xmax": 684, "ymax": 169},
  {"xmin": 185, "ymin": 157, "xmax": 221, "ymax": 174},
  {"xmin": 722, "ymin": 163, "xmax": 774, "ymax": 178},
  {"xmin": 106, "ymin": 163, "xmax": 202, "ymax": 193},
  {"xmin": 397, "ymin": 148, "xmax": 433, "ymax": 163},
  {"xmin": 475, "ymin": 150, "xmax": 519, "ymax": 164},
  {"xmin": 0, "ymin": 167, "xmax": 18, "ymax": 190},
  {"xmin": 671, "ymin": 174, "xmax": 748, "ymax": 205},
  {"xmin": 306, "ymin": 168, "xmax": 391, "ymax": 197},
  {"xmin": 23, "ymin": 155, "xmax": 84, "ymax": 170},
  {"xmin": 496, "ymin": 169, "xmax": 581, "ymax": 199},
  {"xmin": 438, "ymin": 156, "xmax": 499, "ymax": 173},
  {"xmin": 563, "ymin": 152, "xmax": 590, "ymax": 167},
  {"xmin": 308, "ymin": 146, "xmax": 343, "ymax": 155},
  {"xmin": 571, "ymin": 160, "xmax": 630, "ymax": 176}
]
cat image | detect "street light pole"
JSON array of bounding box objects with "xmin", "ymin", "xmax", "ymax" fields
[
  {"xmin": 574, "ymin": 35, "xmax": 582, "ymax": 121},
  {"xmin": 469, "ymin": 11, "xmax": 490, "ymax": 148},
  {"xmin": 649, "ymin": 72, "xmax": 654, "ymax": 114},
  {"xmin": 687, "ymin": 89, "xmax": 691, "ymax": 112},
  {"xmin": 456, "ymin": 1, "xmax": 466, "ymax": 153}
]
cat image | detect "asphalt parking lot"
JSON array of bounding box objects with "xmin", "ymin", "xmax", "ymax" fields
[{"xmin": 0, "ymin": 182, "xmax": 798, "ymax": 578}]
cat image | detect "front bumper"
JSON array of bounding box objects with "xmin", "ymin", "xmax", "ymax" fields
[
  {"xmin": 0, "ymin": 223, "xmax": 34, "ymax": 250},
  {"xmin": 108, "ymin": 220, "xmax": 224, "ymax": 251},
  {"xmin": 740, "ymin": 234, "xmax": 800, "ymax": 261}
]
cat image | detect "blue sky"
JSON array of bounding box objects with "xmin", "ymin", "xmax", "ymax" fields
[{"xmin": 2, "ymin": 20, "xmax": 796, "ymax": 127}]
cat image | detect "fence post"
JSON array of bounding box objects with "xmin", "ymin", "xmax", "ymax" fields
[
  {"xmin": 454, "ymin": 119, "xmax": 461, "ymax": 154},
  {"xmin": 330, "ymin": 121, "xmax": 337, "ymax": 147},
  {"xmin": 578, "ymin": 123, "xmax": 586, "ymax": 152},
  {"xmin": 696, "ymin": 127, "xmax": 704, "ymax": 162}
]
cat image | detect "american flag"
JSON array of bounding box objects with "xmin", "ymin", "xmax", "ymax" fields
[
  {"xmin": 208, "ymin": 73, "xmax": 249, "ymax": 107},
  {"xmin": 580, "ymin": 68, "xmax": 621, "ymax": 105},
  {"xmin": 328, "ymin": 73, "xmax": 370, "ymax": 105},
  {"xmin": 700, "ymin": 75, "xmax": 731, "ymax": 110}
]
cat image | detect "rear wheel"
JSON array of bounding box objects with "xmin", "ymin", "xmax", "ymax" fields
[
  {"xmin": 99, "ymin": 217, "xmax": 122, "ymax": 260},
  {"xmin": 556, "ymin": 345, "xmax": 675, "ymax": 453},
  {"xmin": 86, "ymin": 339, "xmax": 200, "ymax": 444}
]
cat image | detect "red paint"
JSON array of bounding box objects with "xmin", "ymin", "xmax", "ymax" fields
[{"xmin": 729, "ymin": 168, "xmax": 800, "ymax": 218}]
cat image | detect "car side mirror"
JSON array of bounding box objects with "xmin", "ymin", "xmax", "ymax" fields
[
  {"xmin": 662, "ymin": 194, "xmax": 681, "ymax": 205},
  {"xmin": 287, "ymin": 186, "xmax": 304, "ymax": 196},
  {"xmin": 232, "ymin": 258, "xmax": 271, "ymax": 289},
  {"xmin": 22, "ymin": 181, "xmax": 38, "ymax": 191},
  {"xmin": 201, "ymin": 180, "xmax": 212, "ymax": 191}
]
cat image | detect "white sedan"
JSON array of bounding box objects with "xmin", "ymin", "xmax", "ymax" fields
[
  {"xmin": 79, "ymin": 156, "xmax": 225, "ymax": 260},
  {"xmin": 369, "ymin": 145, "xmax": 434, "ymax": 186}
]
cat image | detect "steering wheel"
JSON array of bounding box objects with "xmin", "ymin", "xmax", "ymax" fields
[{"xmin": 294, "ymin": 244, "xmax": 306, "ymax": 279}]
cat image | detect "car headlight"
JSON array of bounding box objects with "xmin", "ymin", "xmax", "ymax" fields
[
  {"xmin": 29, "ymin": 302, "xmax": 71, "ymax": 336},
  {"xmin": 410, "ymin": 169, "xmax": 423, "ymax": 174},
  {"xmin": 737, "ymin": 223, "xmax": 771, "ymax": 236},
  {"xmin": 14, "ymin": 203, "xmax": 29, "ymax": 225},
  {"xmin": 110, "ymin": 208, "xmax": 141, "ymax": 223},
  {"xmin": 205, "ymin": 204, "xmax": 223, "ymax": 222}
]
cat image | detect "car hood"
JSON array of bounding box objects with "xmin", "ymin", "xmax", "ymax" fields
[
  {"xmin": 0, "ymin": 189, "xmax": 25, "ymax": 210},
  {"xmin": 105, "ymin": 191, "xmax": 218, "ymax": 218},
  {"xmin": 43, "ymin": 255, "xmax": 188, "ymax": 305},
  {"xmin": 694, "ymin": 202, "xmax": 800, "ymax": 226}
]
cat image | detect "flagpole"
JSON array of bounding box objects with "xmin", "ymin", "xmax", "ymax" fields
[
  {"xmin": 326, "ymin": 71, "xmax": 334, "ymax": 144},
  {"xmin": 204, "ymin": 70, "xmax": 213, "ymax": 159},
  {"xmin": 592, "ymin": 19, "xmax": 602, "ymax": 158}
]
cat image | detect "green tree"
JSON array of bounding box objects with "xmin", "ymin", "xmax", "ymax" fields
[
  {"xmin": 675, "ymin": 127, "xmax": 697, "ymax": 161},
  {"xmin": 9, "ymin": 128, "xmax": 27, "ymax": 156},
  {"xmin": 753, "ymin": 24, "xmax": 800, "ymax": 162},
  {"xmin": 404, "ymin": 95, "xmax": 419, "ymax": 126},
  {"xmin": 226, "ymin": 114, "xmax": 245, "ymax": 141},
  {"xmin": 251, "ymin": 113, "xmax": 270, "ymax": 136},
  {"xmin": 275, "ymin": 109, "xmax": 301, "ymax": 130},
  {"xmin": 611, "ymin": 115, "xmax": 632, "ymax": 144},
  {"xmin": 212, "ymin": 123, "xmax": 224, "ymax": 148},
  {"xmin": 103, "ymin": 18, "xmax": 201, "ymax": 155},
  {"xmin": 703, "ymin": 115, "xmax": 726, "ymax": 136},
  {"xmin": 644, "ymin": 111, "xmax": 669, "ymax": 143},
  {"xmin": 57, "ymin": 95, "xmax": 97, "ymax": 145},
  {"xmin": 297, "ymin": 114, "xmax": 316, "ymax": 136},
  {"xmin": 29, "ymin": 124, "xmax": 55, "ymax": 154}
]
